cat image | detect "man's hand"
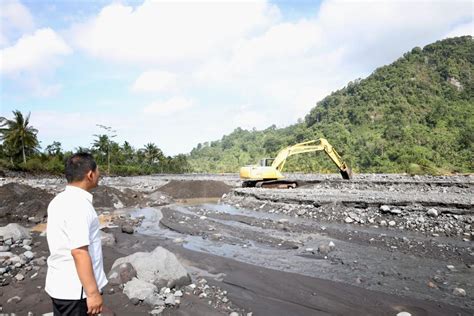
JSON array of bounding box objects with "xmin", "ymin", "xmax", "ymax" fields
[{"xmin": 87, "ymin": 292, "xmax": 103, "ymax": 315}]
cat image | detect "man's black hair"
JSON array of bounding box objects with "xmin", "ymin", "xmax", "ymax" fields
[{"xmin": 65, "ymin": 152, "xmax": 97, "ymax": 183}]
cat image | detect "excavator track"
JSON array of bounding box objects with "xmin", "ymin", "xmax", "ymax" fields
[{"xmin": 243, "ymin": 180, "xmax": 298, "ymax": 189}]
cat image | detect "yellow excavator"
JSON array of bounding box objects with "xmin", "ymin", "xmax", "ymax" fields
[{"xmin": 240, "ymin": 138, "xmax": 352, "ymax": 188}]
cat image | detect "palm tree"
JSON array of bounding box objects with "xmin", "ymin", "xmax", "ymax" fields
[
  {"xmin": 0, "ymin": 110, "xmax": 39, "ymax": 164},
  {"xmin": 143, "ymin": 143, "xmax": 164, "ymax": 165},
  {"xmin": 121, "ymin": 141, "xmax": 135, "ymax": 164},
  {"xmin": 92, "ymin": 134, "xmax": 110, "ymax": 172}
]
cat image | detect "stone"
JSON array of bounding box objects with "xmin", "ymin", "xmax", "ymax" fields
[
  {"xmin": 121, "ymin": 225, "xmax": 134, "ymax": 234},
  {"xmin": 278, "ymin": 219, "xmax": 289, "ymax": 224},
  {"xmin": 130, "ymin": 297, "xmax": 140, "ymax": 305},
  {"xmin": 446, "ymin": 265, "xmax": 455, "ymax": 271},
  {"xmin": 23, "ymin": 239, "xmax": 32, "ymax": 246},
  {"xmin": 297, "ymin": 209, "xmax": 307, "ymax": 216},
  {"xmin": 7, "ymin": 295, "xmax": 21, "ymax": 303},
  {"xmin": 390, "ymin": 209, "xmax": 402, "ymax": 215},
  {"xmin": 0, "ymin": 252, "xmax": 13, "ymax": 259},
  {"xmin": 0, "ymin": 224, "xmax": 31, "ymax": 242},
  {"xmin": 388, "ymin": 221, "xmax": 396, "ymax": 227},
  {"xmin": 15, "ymin": 274, "xmax": 24, "ymax": 281},
  {"xmin": 112, "ymin": 246, "xmax": 191, "ymax": 288},
  {"xmin": 31, "ymin": 258, "xmax": 46, "ymax": 266},
  {"xmin": 328, "ymin": 241, "xmax": 336, "ymax": 250},
  {"xmin": 380, "ymin": 205, "xmax": 391, "ymax": 213},
  {"xmin": 23, "ymin": 245, "xmax": 32, "ymax": 251},
  {"xmin": 380, "ymin": 220, "xmax": 387, "ymax": 227},
  {"xmin": 108, "ymin": 262, "xmax": 137, "ymax": 285},
  {"xmin": 165, "ymin": 294, "xmax": 176, "ymax": 305},
  {"xmin": 229, "ymin": 312, "xmax": 239, "ymax": 316},
  {"xmin": 144, "ymin": 294, "xmax": 165, "ymax": 307},
  {"xmin": 123, "ymin": 278, "xmax": 157, "ymax": 300},
  {"xmin": 150, "ymin": 307, "xmax": 165, "ymax": 315},
  {"xmin": 452, "ymin": 288, "xmax": 466, "ymax": 297},
  {"xmin": 24, "ymin": 251, "xmax": 34, "ymax": 260},
  {"xmin": 100, "ymin": 231, "xmax": 116, "ymax": 246},
  {"xmin": 174, "ymin": 290, "xmax": 183, "ymax": 297},
  {"xmin": 344, "ymin": 217, "xmax": 354, "ymax": 223},
  {"xmin": 0, "ymin": 246, "xmax": 10, "ymax": 252},
  {"xmin": 318, "ymin": 244, "xmax": 331, "ymax": 255},
  {"xmin": 427, "ymin": 208, "xmax": 438, "ymax": 217},
  {"xmin": 396, "ymin": 312, "xmax": 412, "ymax": 316}
]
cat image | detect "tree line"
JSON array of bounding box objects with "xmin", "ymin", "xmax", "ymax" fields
[{"xmin": 0, "ymin": 111, "xmax": 191, "ymax": 175}]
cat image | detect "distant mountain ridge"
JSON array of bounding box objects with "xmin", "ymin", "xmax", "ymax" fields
[{"xmin": 189, "ymin": 36, "xmax": 473, "ymax": 174}]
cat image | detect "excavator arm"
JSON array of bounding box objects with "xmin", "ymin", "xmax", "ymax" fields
[
  {"xmin": 240, "ymin": 137, "xmax": 352, "ymax": 187},
  {"xmin": 271, "ymin": 138, "xmax": 352, "ymax": 179}
]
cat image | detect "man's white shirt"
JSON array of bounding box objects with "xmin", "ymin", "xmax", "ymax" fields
[{"xmin": 45, "ymin": 185, "xmax": 107, "ymax": 299}]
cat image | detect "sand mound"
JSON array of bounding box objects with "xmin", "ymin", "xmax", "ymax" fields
[
  {"xmin": 158, "ymin": 180, "xmax": 231, "ymax": 199},
  {"xmin": 0, "ymin": 183, "xmax": 53, "ymax": 222},
  {"xmin": 91, "ymin": 186, "xmax": 144, "ymax": 209}
]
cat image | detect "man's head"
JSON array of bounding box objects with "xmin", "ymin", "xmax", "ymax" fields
[{"xmin": 65, "ymin": 152, "xmax": 100, "ymax": 190}]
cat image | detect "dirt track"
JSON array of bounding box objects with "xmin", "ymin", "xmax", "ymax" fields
[{"xmin": 0, "ymin": 173, "xmax": 472, "ymax": 315}]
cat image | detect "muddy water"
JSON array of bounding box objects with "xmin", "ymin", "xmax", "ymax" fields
[{"xmin": 128, "ymin": 201, "xmax": 473, "ymax": 311}]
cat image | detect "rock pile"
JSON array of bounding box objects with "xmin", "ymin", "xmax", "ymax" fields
[
  {"xmin": 109, "ymin": 246, "xmax": 247, "ymax": 315},
  {"xmin": 223, "ymin": 193, "xmax": 473, "ymax": 239},
  {"xmin": 0, "ymin": 224, "xmax": 46, "ymax": 288}
]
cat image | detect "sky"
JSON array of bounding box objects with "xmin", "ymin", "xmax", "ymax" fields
[{"xmin": 0, "ymin": 0, "xmax": 472, "ymax": 155}]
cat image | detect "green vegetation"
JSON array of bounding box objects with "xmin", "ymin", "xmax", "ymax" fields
[
  {"xmin": 0, "ymin": 111, "xmax": 39, "ymax": 164},
  {"xmin": 189, "ymin": 36, "xmax": 474, "ymax": 174},
  {"xmin": 0, "ymin": 114, "xmax": 191, "ymax": 175}
]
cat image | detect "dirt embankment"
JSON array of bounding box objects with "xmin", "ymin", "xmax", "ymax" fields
[
  {"xmin": 158, "ymin": 180, "xmax": 231, "ymax": 199},
  {"xmin": 0, "ymin": 183, "xmax": 53, "ymax": 223},
  {"xmin": 0, "ymin": 182, "xmax": 146, "ymax": 224}
]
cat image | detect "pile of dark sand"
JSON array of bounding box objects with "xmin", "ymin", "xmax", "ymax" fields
[
  {"xmin": 158, "ymin": 180, "xmax": 231, "ymax": 199},
  {"xmin": 0, "ymin": 183, "xmax": 53, "ymax": 222},
  {"xmin": 91, "ymin": 186, "xmax": 144, "ymax": 209}
]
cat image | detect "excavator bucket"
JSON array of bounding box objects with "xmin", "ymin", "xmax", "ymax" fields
[{"xmin": 340, "ymin": 167, "xmax": 352, "ymax": 180}]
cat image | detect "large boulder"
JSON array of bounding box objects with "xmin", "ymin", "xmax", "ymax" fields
[
  {"xmin": 108, "ymin": 262, "xmax": 137, "ymax": 285},
  {"xmin": 0, "ymin": 223, "xmax": 31, "ymax": 242},
  {"xmin": 123, "ymin": 278, "xmax": 157, "ymax": 300},
  {"xmin": 111, "ymin": 246, "xmax": 191, "ymax": 288}
]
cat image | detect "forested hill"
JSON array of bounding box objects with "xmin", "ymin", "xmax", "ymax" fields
[{"xmin": 189, "ymin": 36, "xmax": 473, "ymax": 174}]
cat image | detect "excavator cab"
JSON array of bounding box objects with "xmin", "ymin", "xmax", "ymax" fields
[{"xmin": 259, "ymin": 158, "xmax": 274, "ymax": 167}]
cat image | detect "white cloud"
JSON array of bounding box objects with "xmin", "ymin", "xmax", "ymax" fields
[
  {"xmin": 70, "ymin": 0, "xmax": 280, "ymax": 64},
  {"xmin": 0, "ymin": 0, "xmax": 35, "ymax": 47},
  {"xmin": 143, "ymin": 97, "xmax": 194, "ymax": 115},
  {"xmin": 0, "ymin": 28, "xmax": 71, "ymax": 74},
  {"xmin": 194, "ymin": 0, "xmax": 473, "ymax": 124},
  {"xmin": 233, "ymin": 106, "xmax": 271, "ymax": 130},
  {"xmin": 131, "ymin": 70, "xmax": 178, "ymax": 93},
  {"xmin": 443, "ymin": 21, "xmax": 473, "ymax": 38}
]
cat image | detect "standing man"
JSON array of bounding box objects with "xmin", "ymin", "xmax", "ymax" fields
[{"xmin": 46, "ymin": 153, "xmax": 107, "ymax": 315}]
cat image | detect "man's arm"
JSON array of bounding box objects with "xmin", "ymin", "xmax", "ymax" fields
[{"xmin": 71, "ymin": 246, "xmax": 103, "ymax": 315}]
